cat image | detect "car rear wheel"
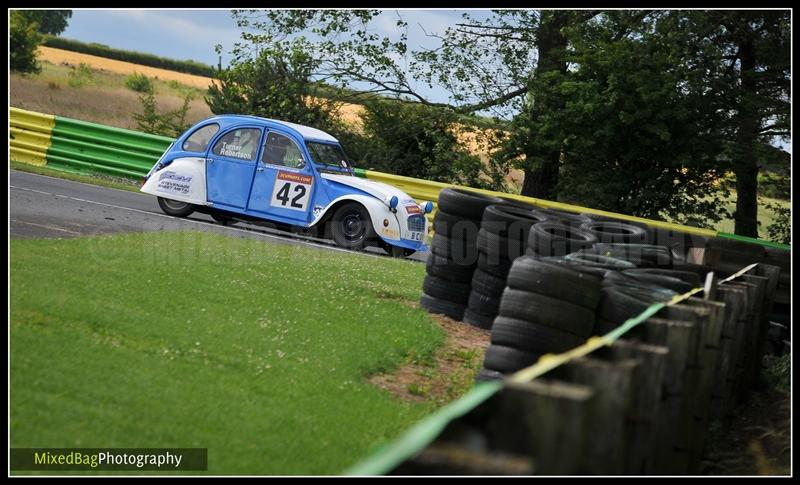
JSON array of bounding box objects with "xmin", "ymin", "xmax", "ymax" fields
[
  {"xmin": 331, "ymin": 202, "xmax": 375, "ymax": 250},
  {"xmin": 157, "ymin": 197, "xmax": 195, "ymax": 217}
]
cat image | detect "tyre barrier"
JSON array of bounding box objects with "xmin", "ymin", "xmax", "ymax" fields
[
  {"xmin": 384, "ymin": 257, "xmax": 784, "ymax": 475},
  {"xmin": 463, "ymin": 206, "xmax": 549, "ymax": 329},
  {"xmin": 421, "ymin": 189, "xmax": 506, "ymax": 321}
]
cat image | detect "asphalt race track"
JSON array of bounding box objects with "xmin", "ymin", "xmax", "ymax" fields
[{"xmin": 9, "ymin": 170, "xmax": 429, "ymax": 262}]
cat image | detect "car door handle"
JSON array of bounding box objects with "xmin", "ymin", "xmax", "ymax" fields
[{"xmin": 256, "ymin": 167, "xmax": 265, "ymax": 172}]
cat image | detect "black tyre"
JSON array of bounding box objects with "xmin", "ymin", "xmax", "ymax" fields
[
  {"xmin": 430, "ymin": 233, "xmax": 478, "ymax": 263},
  {"xmin": 463, "ymin": 307, "xmax": 496, "ymax": 330},
  {"xmin": 467, "ymin": 290, "xmax": 502, "ymax": 317},
  {"xmin": 592, "ymin": 243, "xmax": 673, "ymax": 268},
  {"xmin": 491, "ymin": 316, "xmax": 586, "ymax": 354},
  {"xmin": 623, "ymin": 268, "xmax": 702, "ymax": 287},
  {"xmin": 331, "ymin": 202, "xmax": 376, "ymax": 250},
  {"xmin": 498, "ymin": 288, "xmax": 596, "ymax": 337},
  {"xmin": 537, "ymin": 256, "xmax": 617, "ymax": 279},
  {"xmin": 528, "ymin": 222, "xmax": 597, "ymax": 257},
  {"xmin": 480, "ymin": 204, "xmax": 549, "ymax": 241},
  {"xmin": 477, "ymin": 251, "xmax": 514, "ymax": 278},
  {"xmin": 426, "ymin": 253, "xmax": 476, "ymax": 282},
  {"xmin": 604, "ymin": 271, "xmax": 693, "ymax": 294},
  {"xmin": 470, "ymin": 268, "xmax": 508, "ymax": 297},
  {"xmin": 438, "ymin": 188, "xmax": 505, "ymax": 220},
  {"xmin": 579, "ymin": 220, "xmax": 650, "ymax": 244},
  {"xmin": 535, "ymin": 208, "xmax": 592, "ymax": 228},
  {"xmin": 597, "ymin": 285, "xmax": 676, "ymax": 324},
  {"xmin": 475, "ymin": 367, "xmax": 505, "ymax": 382},
  {"xmin": 420, "ymin": 293, "xmax": 467, "ymax": 320},
  {"xmin": 671, "ymin": 262, "xmax": 716, "ymax": 280},
  {"xmin": 157, "ymin": 197, "xmax": 195, "ymax": 217},
  {"xmin": 432, "ymin": 210, "xmax": 481, "ymax": 239},
  {"xmin": 506, "ymin": 256, "xmax": 602, "ymax": 310},
  {"xmin": 564, "ymin": 250, "xmax": 637, "ymax": 270},
  {"xmin": 422, "ymin": 275, "xmax": 471, "ymax": 303},
  {"xmin": 477, "ymin": 229, "xmax": 527, "ymax": 261},
  {"xmin": 483, "ymin": 344, "xmax": 540, "ymax": 374},
  {"xmin": 581, "ymin": 213, "xmax": 653, "ymax": 240}
]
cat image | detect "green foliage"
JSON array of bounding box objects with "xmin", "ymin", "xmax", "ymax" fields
[
  {"xmin": 504, "ymin": 12, "xmax": 732, "ymax": 224},
  {"xmin": 230, "ymin": 10, "xmax": 790, "ymax": 233},
  {"xmin": 353, "ymin": 100, "xmax": 503, "ymax": 189},
  {"xmin": 10, "ymin": 10, "xmax": 42, "ymax": 74},
  {"xmin": 134, "ymin": 91, "xmax": 193, "ymax": 138},
  {"xmin": 66, "ymin": 62, "xmax": 95, "ymax": 88},
  {"xmin": 764, "ymin": 202, "xmax": 790, "ymax": 245},
  {"xmin": 758, "ymin": 172, "xmax": 790, "ymax": 201},
  {"xmin": 20, "ymin": 10, "xmax": 72, "ymax": 35},
  {"xmin": 124, "ymin": 72, "xmax": 155, "ymax": 94},
  {"xmin": 206, "ymin": 47, "xmax": 338, "ymax": 130},
  {"xmin": 762, "ymin": 354, "xmax": 790, "ymax": 392},
  {"xmin": 42, "ymin": 36, "xmax": 216, "ymax": 77}
]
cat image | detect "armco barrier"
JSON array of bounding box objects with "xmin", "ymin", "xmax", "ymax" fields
[{"xmin": 9, "ymin": 107, "xmax": 789, "ymax": 252}]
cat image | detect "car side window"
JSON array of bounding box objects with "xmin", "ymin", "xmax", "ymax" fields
[
  {"xmin": 261, "ymin": 132, "xmax": 305, "ymax": 169},
  {"xmin": 211, "ymin": 128, "xmax": 261, "ymax": 161},
  {"xmin": 182, "ymin": 123, "xmax": 219, "ymax": 152}
]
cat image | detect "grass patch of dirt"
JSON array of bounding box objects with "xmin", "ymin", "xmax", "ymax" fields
[{"xmin": 368, "ymin": 307, "xmax": 491, "ymax": 406}]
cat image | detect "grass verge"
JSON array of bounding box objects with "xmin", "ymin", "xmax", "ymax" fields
[
  {"xmin": 10, "ymin": 231, "xmax": 442, "ymax": 475},
  {"xmin": 11, "ymin": 160, "xmax": 142, "ymax": 193}
]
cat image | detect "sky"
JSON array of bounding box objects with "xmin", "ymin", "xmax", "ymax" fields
[{"xmin": 60, "ymin": 9, "xmax": 496, "ymax": 106}]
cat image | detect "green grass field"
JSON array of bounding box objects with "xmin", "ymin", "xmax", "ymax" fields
[{"xmin": 10, "ymin": 231, "xmax": 441, "ymax": 475}]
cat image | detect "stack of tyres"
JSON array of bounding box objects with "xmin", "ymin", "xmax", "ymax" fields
[
  {"xmin": 464, "ymin": 204, "xmax": 549, "ymax": 329},
  {"xmin": 527, "ymin": 221, "xmax": 598, "ymax": 258},
  {"xmin": 535, "ymin": 208, "xmax": 592, "ymax": 228},
  {"xmin": 421, "ymin": 188, "xmax": 504, "ymax": 320},
  {"xmin": 591, "ymin": 243, "xmax": 674, "ymax": 268},
  {"xmin": 478, "ymin": 257, "xmax": 602, "ymax": 379},
  {"xmin": 595, "ymin": 272, "xmax": 679, "ymax": 334}
]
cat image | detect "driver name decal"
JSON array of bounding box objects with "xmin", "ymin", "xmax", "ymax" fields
[{"xmin": 156, "ymin": 171, "xmax": 193, "ymax": 196}]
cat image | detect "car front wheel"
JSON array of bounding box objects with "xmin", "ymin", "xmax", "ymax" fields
[
  {"xmin": 157, "ymin": 197, "xmax": 195, "ymax": 217},
  {"xmin": 331, "ymin": 202, "xmax": 375, "ymax": 250}
]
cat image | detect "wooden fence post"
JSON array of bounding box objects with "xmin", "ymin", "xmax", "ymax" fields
[
  {"xmin": 594, "ymin": 339, "xmax": 669, "ymax": 475},
  {"xmin": 486, "ymin": 380, "xmax": 595, "ymax": 475}
]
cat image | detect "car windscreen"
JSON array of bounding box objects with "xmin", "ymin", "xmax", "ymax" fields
[{"xmin": 306, "ymin": 142, "xmax": 353, "ymax": 175}]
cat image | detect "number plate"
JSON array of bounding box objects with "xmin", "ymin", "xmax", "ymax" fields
[
  {"xmin": 271, "ymin": 171, "xmax": 313, "ymax": 211},
  {"xmin": 408, "ymin": 231, "xmax": 423, "ymax": 241}
]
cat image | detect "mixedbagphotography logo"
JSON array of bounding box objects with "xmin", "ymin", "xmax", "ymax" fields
[{"xmin": 10, "ymin": 448, "xmax": 207, "ymax": 471}]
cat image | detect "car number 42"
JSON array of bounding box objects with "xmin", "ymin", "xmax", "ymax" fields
[{"xmin": 271, "ymin": 180, "xmax": 311, "ymax": 211}]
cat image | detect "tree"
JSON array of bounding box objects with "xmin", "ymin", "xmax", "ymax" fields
[
  {"xmin": 705, "ymin": 11, "xmax": 790, "ymax": 237},
  {"xmin": 22, "ymin": 10, "xmax": 73, "ymax": 36},
  {"xmin": 206, "ymin": 46, "xmax": 339, "ymax": 130},
  {"xmin": 355, "ymin": 100, "xmax": 498, "ymax": 189},
  {"xmin": 228, "ymin": 10, "xmax": 789, "ymax": 230},
  {"xmin": 518, "ymin": 11, "xmax": 732, "ymax": 225},
  {"xmin": 10, "ymin": 10, "xmax": 42, "ymax": 74}
]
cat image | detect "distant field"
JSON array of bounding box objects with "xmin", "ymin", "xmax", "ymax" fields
[
  {"xmin": 10, "ymin": 60, "xmax": 213, "ymax": 131},
  {"xmin": 38, "ymin": 46, "xmax": 217, "ymax": 90}
]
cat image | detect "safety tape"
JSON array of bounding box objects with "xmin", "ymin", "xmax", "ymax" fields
[{"xmin": 344, "ymin": 262, "xmax": 760, "ymax": 475}]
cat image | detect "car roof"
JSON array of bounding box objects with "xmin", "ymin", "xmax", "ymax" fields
[{"xmin": 202, "ymin": 114, "xmax": 339, "ymax": 143}]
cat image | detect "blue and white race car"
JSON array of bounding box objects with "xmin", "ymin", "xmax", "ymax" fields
[{"xmin": 141, "ymin": 115, "xmax": 431, "ymax": 256}]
